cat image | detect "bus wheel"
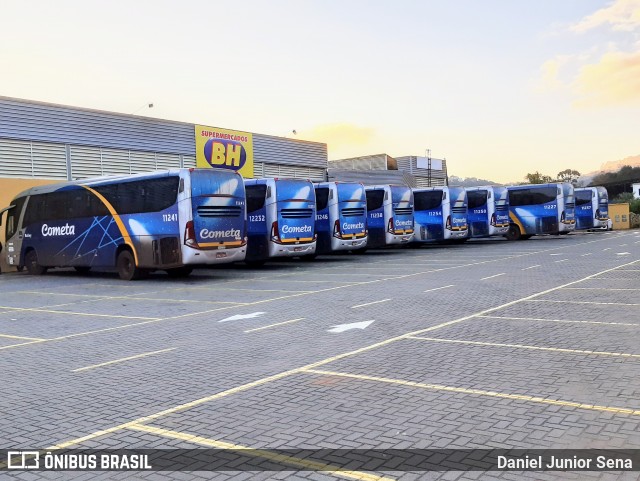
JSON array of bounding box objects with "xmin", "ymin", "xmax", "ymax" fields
[
  {"xmin": 352, "ymin": 248, "xmax": 368, "ymax": 254},
  {"xmin": 25, "ymin": 250, "xmax": 47, "ymax": 275},
  {"xmin": 16, "ymin": 265, "xmax": 24, "ymax": 272},
  {"xmin": 116, "ymin": 250, "xmax": 143, "ymax": 281},
  {"xmin": 245, "ymin": 259, "xmax": 266, "ymax": 267},
  {"xmin": 166, "ymin": 267, "xmax": 193, "ymax": 278},
  {"xmin": 505, "ymin": 224, "xmax": 521, "ymax": 241},
  {"xmin": 300, "ymin": 254, "xmax": 317, "ymax": 261},
  {"xmin": 521, "ymin": 235, "xmax": 533, "ymax": 240},
  {"xmin": 74, "ymin": 266, "xmax": 91, "ymax": 274}
]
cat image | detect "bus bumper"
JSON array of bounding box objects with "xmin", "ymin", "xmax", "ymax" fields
[
  {"xmin": 182, "ymin": 246, "xmax": 247, "ymax": 265},
  {"xmin": 269, "ymin": 242, "xmax": 317, "ymax": 258},
  {"xmin": 331, "ymin": 237, "xmax": 367, "ymax": 251}
]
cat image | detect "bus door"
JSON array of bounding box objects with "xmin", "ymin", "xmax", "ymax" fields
[
  {"xmin": 245, "ymin": 183, "xmax": 269, "ymax": 260},
  {"xmin": 314, "ymin": 185, "xmax": 331, "ymax": 253},
  {"xmin": 188, "ymin": 170, "xmax": 245, "ymax": 257},
  {"xmin": 467, "ymin": 190, "xmax": 489, "ymax": 237},
  {"xmin": 2, "ymin": 199, "xmax": 27, "ymax": 268},
  {"xmin": 596, "ymin": 187, "xmax": 609, "ymax": 225},
  {"xmin": 365, "ymin": 188, "xmax": 386, "ymax": 247}
]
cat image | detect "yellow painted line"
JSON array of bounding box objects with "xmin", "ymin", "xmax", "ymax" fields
[
  {"xmin": 351, "ymin": 299, "xmax": 391, "ymax": 309},
  {"xmin": 43, "ymin": 258, "xmax": 640, "ymax": 450},
  {"xmin": 302, "ymin": 369, "xmax": 640, "ymax": 417},
  {"xmin": 244, "ymin": 318, "xmax": 305, "ymax": 333},
  {"xmin": 127, "ymin": 424, "xmax": 393, "ymax": 481},
  {"xmin": 72, "ymin": 348, "xmax": 177, "ymax": 372},
  {"xmin": 0, "ymin": 339, "xmax": 49, "ymax": 351},
  {"xmin": 477, "ymin": 315, "xmax": 640, "ymax": 327},
  {"xmin": 0, "ymin": 333, "xmax": 47, "ymax": 341},
  {"xmin": 114, "ymin": 296, "xmax": 244, "ymax": 305},
  {"xmin": 0, "ymin": 306, "xmax": 159, "ymax": 320},
  {"xmin": 407, "ymin": 336, "xmax": 640, "ymax": 359},
  {"xmin": 527, "ymin": 299, "xmax": 640, "ymax": 307}
]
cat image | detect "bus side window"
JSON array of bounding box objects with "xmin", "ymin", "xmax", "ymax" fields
[
  {"xmin": 442, "ymin": 191, "xmax": 447, "ymax": 200},
  {"xmin": 266, "ymin": 186, "xmax": 272, "ymax": 198}
]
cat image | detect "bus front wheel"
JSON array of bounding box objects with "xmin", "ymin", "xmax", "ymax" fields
[
  {"xmin": 25, "ymin": 250, "xmax": 47, "ymax": 275},
  {"xmin": 116, "ymin": 250, "xmax": 144, "ymax": 281},
  {"xmin": 505, "ymin": 224, "xmax": 522, "ymax": 241}
]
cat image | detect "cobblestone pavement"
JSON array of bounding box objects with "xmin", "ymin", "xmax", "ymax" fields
[{"xmin": 1, "ymin": 230, "xmax": 640, "ymax": 480}]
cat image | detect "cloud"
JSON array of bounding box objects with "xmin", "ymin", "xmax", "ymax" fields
[
  {"xmin": 537, "ymin": 55, "xmax": 572, "ymax": 91},
  {"xmin": 296, "ymin": 123, "xmax": 376, "ymax": 149},
  {"xmin": 571, "ymin": 0, "xmax": 640, "ymax": 33},
  {"xmin": 573, "ymin": 48, "xmax": 640, "ymax": 106}
]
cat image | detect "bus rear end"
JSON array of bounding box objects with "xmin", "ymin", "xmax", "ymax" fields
[
  {"xmin": 412, "ymin": 188, "xmax": 445, "ymax": 243},
  {"xmin": 467, "ymin": 188, "xmax": 489, "ymax": 238},
  {"xmin": 183, "ymin": 169, "xmax": 247, "ymax": 265},
  {"xmin": 365, "ymin": 186, "xmax": 388, "ymax": 248},
  {"xmin": 388, "ymin": 185, "xmax": 414, "ymax": 244},
  {"xmin": 594, "ymin": 186, "xmax": 609, "ymax": 229},
  {"xmin": 491, "ymin": 187, "xmax": 510, "ymax": 235},
  {"xmin": 271, "ymin": 179, "xmax": 316, "ymax": 257},
  {"xmin": 575, "ymin": 188, "xmax": 595, "ymax": 230},
  {"xmin": 446, "ymin": 187, "xmax": 468, "ymax": 240},
  {"xmin": 334, "ymin": 182, "xmax": 367, "ymax": 251},
  {"xmin": 559, "ymin": 183, "xmax": 576, "ymax": 233}
]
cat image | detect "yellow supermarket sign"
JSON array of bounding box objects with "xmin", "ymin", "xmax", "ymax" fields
[{"xmin": 195, "ymin": 125, "xmax": 254, "ymax": 178}]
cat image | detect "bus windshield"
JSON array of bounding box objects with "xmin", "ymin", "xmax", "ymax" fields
[
  {"xmin": 467, "ymin": 191, "xmax": 487, "ymax": 209},
  {"xmin": 276, "ymin": 180, "xmax": 313, "ymax": 202}
]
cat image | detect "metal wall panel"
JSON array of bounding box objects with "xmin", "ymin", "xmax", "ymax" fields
[
  {"xmin": 69, "ymin": 145, "xmax": 101, "ymax": 179},
  {"xmin": 327, "ymin": 168, "xmax": 413, "ymax": 186},
  {"xmin": 253, "ymin": 134, "xmax": 327, "ymax": 169},
  {"xmin": 156, "ymin": 153, "xmax": 181, "ymax": 170},
  {"xmin": 101, "ymin": 148, "xmax": 130, "ymax": 176},
  {"xmin": 0, "ymin": 97, "xmax": 195, "ymax": 155},
  {"xmin": 130, "ymin": 151, "xmax": 156, "ymax": 174},
  {"xmin": 182, "ymin": 155, "xmax": 196, "ymax": 169},
  {"xmin": 396, "ymin": 155, "xmax": 448, "ymax": 179},
  {"xmin": 0, "ymin": 138, "xmax": 67, "ymax": 179},
  {"xmin": 328, "ymin": 154, "xmax": 393, "ymax": 171}
]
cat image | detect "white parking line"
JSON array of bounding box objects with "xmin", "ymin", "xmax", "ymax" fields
[
  {"xmin": 424, "ymin": 285, "xmax": 455, "ymax": 293},
  {"xmin": 554, "ymin": 259, "xmax": 569, "ymax": 263},
  {"xmin": 603, "ymin": 248, "xmax": 612, "ymax": 251},
  {"xmin": 351, "ymin": 299, "xmax": 391, "ymax": 309},
  {"xmin": 581, "ymin": 253, "xmax": 592, "ymax": 256},
  {"xmin": 407, "ymin": 336, "xmax": 640, "ymax": 359},
  {"xmin": 477, "ymin": 315, "xmax": 640, "ymax": 327},
  {"xmin": 480, "ymin": 273, "xmax": 505, "ymax": 281},
  {"xmin": 521, "ymin": 265, "xmax": 540, "ymax": 270},
  {"xmin": 527, "ymin": 299, "xmax": 640, "ymax": 307}
]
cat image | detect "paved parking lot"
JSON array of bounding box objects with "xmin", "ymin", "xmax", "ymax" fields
[{"xmin": 1, "ymin": 230, "xmax": 640, "ymax": 480}]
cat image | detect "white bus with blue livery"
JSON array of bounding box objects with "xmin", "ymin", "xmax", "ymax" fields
[
  {"xmin": 364, "ymin": 185, "xmax": 414, "ymax": 248},
  {"xmin": 1, "ymin": 169, "xmax": 247, "ymax": 280},
  {"xmin": 575, "ymin": 186, "xmax": 609, "ymax": 230},
  {"xmin": 506, "ymin": 183, "xmax": 576, "ymax": 240},
  {"xmin": 313, "ymin": 182, "xmax": 367, "ymax": 254},
  {"xmin": 465, "ymin": 186, "xmax": 510, "ymax": 238},
  {"xmin": 412, "ymin": 186, "xmax": 469, "ymax": 243},
  {"xmin": 244, "ymin": 178, "xmax": 317, "ymax": 263}
]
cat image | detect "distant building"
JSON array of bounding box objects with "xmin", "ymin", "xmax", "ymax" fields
[{"xmin": 633, "ymin": 183, "xmax": 640, "ymax": 199}]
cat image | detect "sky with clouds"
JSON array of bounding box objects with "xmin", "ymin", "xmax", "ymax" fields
[{"xmin": 1, "ymin": 0, "xmax": 639, "ymax": 182}]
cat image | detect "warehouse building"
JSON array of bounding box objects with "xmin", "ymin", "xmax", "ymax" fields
[{"xmin": 328, "ymin": 153, "xmax": 448, "ymax": 187}]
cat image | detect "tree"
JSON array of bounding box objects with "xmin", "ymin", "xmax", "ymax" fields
[
  {"xmin": 524, "ymin": 171, "xmax": 554, "ymax": 184},
  {"xmin": 557, "ymin": 168, "xmax": 581, "ymax": 184}
]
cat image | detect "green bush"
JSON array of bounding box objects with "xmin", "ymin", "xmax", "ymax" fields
[{"xmin": 630, "ymin": 198, "xmax": 640, "ymax": 215}]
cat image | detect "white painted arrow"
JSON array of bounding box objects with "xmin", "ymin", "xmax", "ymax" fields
[
  {"xmin": 327, "ymin": 320, "xmax": 375, "ymax": 333},
  {"xmin": 218, "ymin": 312, "xmax": 266, "ymax": 323}
]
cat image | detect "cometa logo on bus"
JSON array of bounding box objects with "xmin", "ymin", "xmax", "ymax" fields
[
  {"xmin": 395, "ymin": 219, "xmax": 413, "ymax": 227},
  {"xmin": 342, "ymin": 222, "xmax": 365, "ymax": 230},
  {"xmin": 200, "ymin": 228, "xmax": 241, "ymax": 239},
  {"xmin": 41, "ymin": 223, "xmax": 76, "ymax": 237},
  {"xmin": 281, "ymin": 224, "xmax": 312, "ymax": 234}
]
